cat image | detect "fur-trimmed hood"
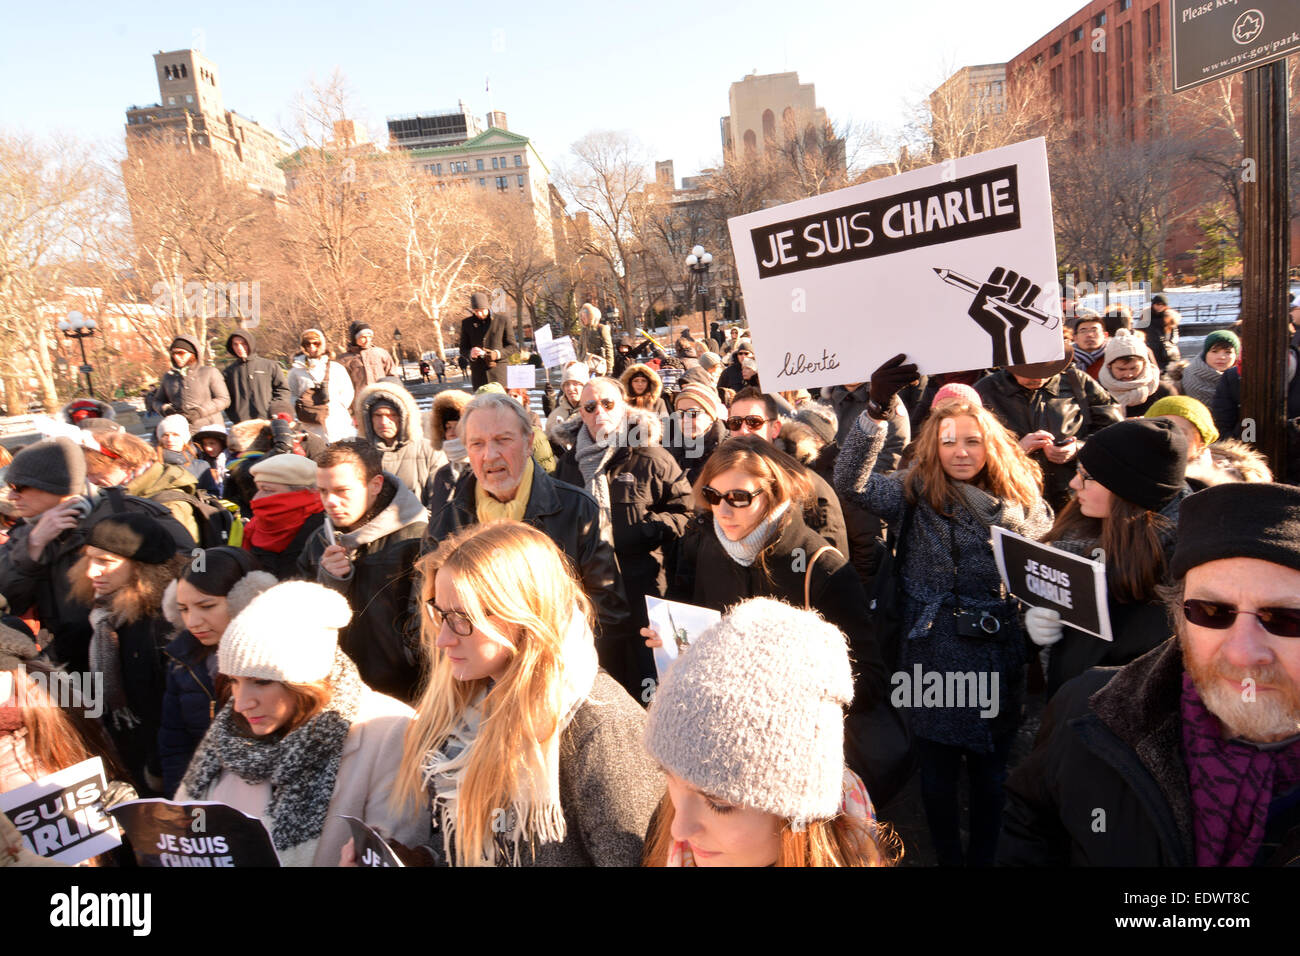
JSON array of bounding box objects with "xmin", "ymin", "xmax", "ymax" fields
[
  {"xmin": 556, "ymin": 405, "xmax": 663, "ymax": 447},
  {"xmin": 426, "ymin": 388, "xmax": 472, "ymax": 450},
  {"xmin": 161, "ymin": 570, "xmax": 279, "ymax": 631},
  {"xmin": 773, "ymin": 420, "xmax": 825, "ymax": 467},
  {"xmin": 61, "ymin": 396, "xmax": 116, "ymax": 423},
  {"xmin": 620, "ymin": 363, "xmax": 663, "ymax": 409},
  {"xmin": 358, "ymin": 380, "xmax": 423, "ymax": 448}
]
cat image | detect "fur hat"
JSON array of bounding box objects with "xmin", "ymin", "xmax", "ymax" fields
[
  {"xmin": 644, "ymin": 597, "xmax": 853, "ymax": 823},
  {"xmin": 227, "ymin": 419, "xmax": 272, "ymax": 456},
  {"xmin": 347, "ymin": 321, "xmax": 373, "ymax": 345},
  {"xmin": 6, "ymin": 437, "xmax": 86, "ymax": 496},
  {"xmin": 249, "ymin": 453, "xmax": 317, "ymax": 489},
  {"xmin": 427, "ymin": 389, "xmax": 473, "ymax": 450},
  {"xmin": 793, "ymin": 402, "xmax": 838, "ymax": 446},
  {"xmin": 219, "ymin": 582, "xmax": 351, "ymax": 684}
]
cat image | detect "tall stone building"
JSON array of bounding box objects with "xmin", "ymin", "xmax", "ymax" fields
[
  {"xmin": 124, "ymin": 49, "xmax": 289, "ymax": 198},
  {"xmin": 720, "ymin": 71, "xmax": 831, "ymax": 158}
]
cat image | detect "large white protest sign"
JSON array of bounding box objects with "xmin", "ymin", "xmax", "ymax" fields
[
  {"xmin": 727, "ymin": 138, "xmax": 1062, "ymax": 392},
  {"xmin": 0, "ymin": 757, "xmax": 122, "ymax": 864}
]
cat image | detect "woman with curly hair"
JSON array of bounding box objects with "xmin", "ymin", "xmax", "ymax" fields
[
  {"xmin": 834, "ymin": 354, "xmax": 1053, "ymax": 867},
  {"xmin": 391, "ymin": 520, "xmax": 661, "ymax": 866}
]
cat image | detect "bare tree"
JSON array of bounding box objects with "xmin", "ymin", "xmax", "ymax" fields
[{"xmin": 479, "ymin": 189, "xmax": 554, "ymax": 345}]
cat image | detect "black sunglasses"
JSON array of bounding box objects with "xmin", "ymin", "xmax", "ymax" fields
[
  {"xmin": 701, "ymin": 485, "xmax": 764, "ymax": 508},
  {"xmin": 581, "ymin": 398, "xmax": 618, "ymax": 414},
  {"xmin": 724, "ymin": 415, "xmax": 772, "ymax": 432},
  {"xmin": 1183, "ymin": 599, "xmax": 1300, "ymax": 638},
  {"xmin": 426, "ymin": 601, "xmax": 474, "ymax": 637}
]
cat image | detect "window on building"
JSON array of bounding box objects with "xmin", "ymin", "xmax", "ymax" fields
[
  {"xmin": 186, "ymin": 94, "xmax": 193, "ymax": 103},
  {"xmin": 517, "ymin": 174, "xmax": 524, "ymax": 187},
  {"xmin": 180, "ymin": 64, "xmax": 188, "ymax": 78},
  {"xmin": 168, "ymin": 96, "xmax": 175, "ymax": 105},
  {"xmin": 1051, "ymin": 40, "xmax": 1062, "ymax": 55},
  {"xmin": 492, "ymin": 157, "xmax": 498, "ymax": 169},
  {"xmin": 476, "ymin": 158, "xmax": 484, "ymax": 171},
  {"xmin": 1071, "ymin": 26, "xmax": 1083, "ymax": 43},
  {"xmin": 514, "ymin": 154, "xmax": 522, "ymax": 166},
  {"xmin": 479, "ymin": 177, "xmax": 486, "ymax": 186},
  {"xmin": 500, "ymin": 155, "xmax": 506, "ymax": 166},
  {"xmin": 1095, "ymin": 12, "xmax": 1106, "ymax": 27},
  {"xmin": 1120, "ymin": 0, "xmax": 1131, "ymax": 10},
  {"xmin": 496, "ymin": 176, "xmax": 508, "ymax": 190}
]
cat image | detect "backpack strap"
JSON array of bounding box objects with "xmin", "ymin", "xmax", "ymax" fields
[{"xmin": 803, "ymin": 545, "xmax": 843, "ymax": 609}]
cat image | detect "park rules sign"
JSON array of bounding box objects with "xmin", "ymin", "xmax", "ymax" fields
[
  {"xmin": 1172, "ymin": 0, "xmax": 1300, "ymax": 92},
  {"xmin": 727, "ymin": 138, "xmax": 1062, "ymax": 393}
]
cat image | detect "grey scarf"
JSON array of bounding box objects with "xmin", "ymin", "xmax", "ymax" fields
[
  {"xmin": 87, "ymin": 605, "xmax": 137, "ymax": 734},
  {"xmin": 1181, "ymin": 355, "xmax": 1223, "ymax": 405},
  {"xmin": 574, "ymin": 421, "xmax": 621, "ymax": 523},
  {"xmin": 180, "ymin": 649, "xmax": 363, "ymax": 852},
  {"xmin": 712, "ymin": 501, "xmax": 790, "ymax": 567},
  {"xmin": 956, "ymin": 481, "xmax": 1039, "ymax": 536}
]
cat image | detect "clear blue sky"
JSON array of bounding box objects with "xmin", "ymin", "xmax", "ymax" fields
[{"xmin": 3, "ymin": 0, "xmax": 1088, "ymax": 178}]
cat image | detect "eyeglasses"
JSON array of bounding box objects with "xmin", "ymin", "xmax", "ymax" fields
[
  {"xmin": 680, "ymin": 409, "xmax": 709, "ymax": 420},
  {"xmin": 701, "ymin": 485, "xmax": 764, "ymax": 508},
  {"xmin": 1076, "ymin": 467, "xmax": 1094, "ymax": 486},
  {"xmin": 581, "ymin": 398, "xmax": 618, "ymax": 414},
  {"xmin": 1182, "ymin": 599, "xmax": 1300, "ymax": 638},
  {"xmin": 724, "ymin": 415, "xmax": 772, "ymax": 432},
  {"xmin": 426, "ymin": 601, "xmax": 474, "ymax": 636}
]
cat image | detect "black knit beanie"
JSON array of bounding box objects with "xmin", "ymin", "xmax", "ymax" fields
[
  {"xmin": 6, "ymin": 438, "xmax": 86, "ymax": 496},
  {"xmin": 1077, "ymin": 418, "xmax": 1187, "ymax": 512},
  {"xmin": 1172, "ymin": 483, "xmax": 1300, "ymax": 578},
  {"xmin": 86, "ymin": 513, "xmax": 177, "ymax": 565}
]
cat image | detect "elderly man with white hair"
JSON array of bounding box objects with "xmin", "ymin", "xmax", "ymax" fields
[{"xmin": 422, "ymin": 390, "xmax": 637, "ymax": 691}]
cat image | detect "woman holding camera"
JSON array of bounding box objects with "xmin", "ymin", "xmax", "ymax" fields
[{"xmin": 834, "ymin": 355, "xmax": 1052, "ymax": 867}]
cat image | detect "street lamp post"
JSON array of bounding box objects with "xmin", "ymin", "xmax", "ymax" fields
[
  {"xmin": 393, "ymin": 328, "xmax": 404, "ymax": 382},
  {"xmin": 685, "ymin": 244, "xmax": 713, "ymax": 342},
  {"xmin": 57, "ymin": 311, "xmax": 98, "ymax": 398}
]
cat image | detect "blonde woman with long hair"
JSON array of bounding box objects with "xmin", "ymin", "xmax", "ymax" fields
[
  {"xmin": 393, "ymin": 521, "xmax": 662, "ymax": 866},
  {"xmin": 833, "ymin": 354, "xmax": 1052, "ymax": 867}
]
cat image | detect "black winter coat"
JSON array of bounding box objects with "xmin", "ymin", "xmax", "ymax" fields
[
  {"xmin": 0, "ymin": 491, "xmax": 193, "ymax": 673},
  {"xmin": 976, "ymin": 368, "xmax": 1122, "ymax": 511},
  {"xmin": 554, "ymin": 431, "xmax": 694, "ymax": 611},
  {"xmin": 101, "ymin": 611, "xmax": 172, "ymax": 796},
  {"xmin": 999, "ymin": 639, "xmax": 1300, "ymax": 866},
  {"xmin": 298, "ymin": 476, "xmax": 428, "ymax": 703},
  {"xmin": 223, "ymin": 331, "xmax": 290, "ymax": 423},
  {"xmin": 1210, "ymin": 349, "xmax": 1300, "ymax": 439},
  {"xmin": 458, "ymin": 311, "xmax": 517, "ymax": 388},
  {"xmin": 158, "ymin": 629, "xmax": 217, "ymax": 798},
  {"xmin": 668, "ymin": 419, "xmax": 725, "ymax": 486},
  {"xmin": 717, "ymin": 360, "xmax": 758, "ymax": 395},
  {"xmin": 424, "ymin": 460, "xmax": 636, "ymax": 690},
  {"xmin": 669, "ymin": 510, "xmax": 886, "ymax": 713}
]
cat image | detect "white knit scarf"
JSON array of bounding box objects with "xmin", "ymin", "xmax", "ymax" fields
[
  {"xmin": 712, "ymin": 501, "xmax": 790, "ymax": 567},
  {"xmin": 1100, "ymin": 359, "xmax": 1161, "ymax": 408},
  {"xmin": 421, "ymin": 607, "xmax": 599, "ymax": 866}
]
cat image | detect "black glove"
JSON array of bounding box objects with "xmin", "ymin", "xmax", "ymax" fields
[
  {"xmin": 869, "ymin": 354, "xmax": 920, "ymax": 409},
  {"xmin": 270, "ymin": 416, "xmax": 296, "ymax": 455}
]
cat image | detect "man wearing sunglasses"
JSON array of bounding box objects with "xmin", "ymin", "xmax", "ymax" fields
[
  {"xmin": 554, "ymin": 378, "xmax": 694, "ymax": 690},
  {"xmin": 1001, "ymin": 482, "xmax": 1300, "ymax": 866},
  {"xmin": 725, "ymin": 389, "xmax": 848, "ymax": 556}
]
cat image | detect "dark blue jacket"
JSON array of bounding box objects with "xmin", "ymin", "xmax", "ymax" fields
[{"xmin": 159, "ymin": 629, "xmax": 218, "ymax": 797}]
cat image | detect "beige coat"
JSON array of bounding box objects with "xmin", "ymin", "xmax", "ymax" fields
[{"xmin": 176, "ymin": 689, "xmax": 428, "ymax": 866}]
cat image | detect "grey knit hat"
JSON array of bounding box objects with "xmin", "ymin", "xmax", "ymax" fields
[
  {"xmin": 644, "ymin": 597, "xmax": 853, "ymax": 822},
  {"xmin": 6, "ymin": 438, "xmax": 86, "ymax": 496},
  {"xmin": 220, "ymin": 581, "xmax": 351, "ymax": 684}
]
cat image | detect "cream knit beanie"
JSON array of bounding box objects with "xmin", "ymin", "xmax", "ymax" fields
[
  {"xmin": 1104, "ymin": 327, "xmax": 1146, "ymax": 365},
  {"xmin": 219, "ymin": 581, "xmax": 351, "ymax": 684},
  {"xmin": 644, "ymin": 597, "xmax": 853, "ymax": 822}
]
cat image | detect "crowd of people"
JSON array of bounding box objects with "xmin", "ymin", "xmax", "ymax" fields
[{"xmin": 1, "ymin": 291, "xmax": 1298, "ymax": 869}]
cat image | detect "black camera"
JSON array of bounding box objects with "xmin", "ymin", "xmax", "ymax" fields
[{"xmin": 954, "ymin": 608, "xmax": 1003, "ymax": 639}]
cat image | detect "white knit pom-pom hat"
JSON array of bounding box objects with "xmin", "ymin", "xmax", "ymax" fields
[{"xmin": 219, "ymin": 581, "xmax": 352, "ymax": 684}]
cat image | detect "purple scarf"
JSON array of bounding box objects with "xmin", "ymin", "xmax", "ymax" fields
[{"xmin": 1181, "ymin": 673, "xmax": 1300, "ymax": 866}]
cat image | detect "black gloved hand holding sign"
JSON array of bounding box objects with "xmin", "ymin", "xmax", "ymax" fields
[{"xmin": 868, "ymin": 353, "xmax": 919, "ymax": 419}]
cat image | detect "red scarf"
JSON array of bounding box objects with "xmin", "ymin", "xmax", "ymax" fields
[{"xmin": 244, "ymin": 490, "xmax": 324, "ymax": 552}]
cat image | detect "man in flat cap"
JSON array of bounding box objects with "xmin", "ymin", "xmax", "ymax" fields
[
  {"xmin": 459, "ymin": 291, "xmax": 516, "ymax": 390},
  {"xmin": 1001, "ymin": 482, "xmax": 1300, "ymax": 866}
]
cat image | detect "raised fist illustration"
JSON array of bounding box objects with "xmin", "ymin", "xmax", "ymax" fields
[{"xmin": 968, "ymin": 266, "xmax": 1043, "ymax": 367}]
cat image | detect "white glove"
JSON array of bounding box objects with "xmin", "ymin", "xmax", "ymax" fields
[{"xmin": 1025, "ymin": 606, "xmax": 1065, "ymax": 647}]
